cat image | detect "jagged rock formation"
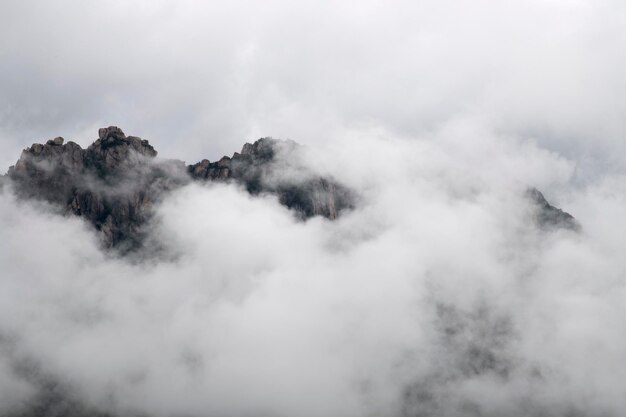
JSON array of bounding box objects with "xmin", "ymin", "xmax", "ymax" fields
[
  {"xmin": 3, "ymin": 126, "xmax": 578, "ymax": 251},
  {"xmin": 188, "ymin": 138, "xmax": 353, "ymax": 219},
  {"xmin": 526, "ymin": 188, "xmax": 581, "ymax": 231},
  {"xmin": 5, "ymin": 127, "xmax": 354, "ymax": 251},
  {"xmin": 7, "ymin": 127, "xmax": 188, "ymax": 251}
]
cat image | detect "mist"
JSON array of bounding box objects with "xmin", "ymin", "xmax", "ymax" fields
[{"xmin": 1, "ymin": 125, "xmax": 626, "ymax": 416}]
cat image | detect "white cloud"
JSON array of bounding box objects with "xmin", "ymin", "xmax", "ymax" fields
[
  {"xmin": 1, "ymin": 130, "xmax": 626, "ymax": 415},
  {"xmin": 1, "ymin": 0, "xmax": 625, "ymax": 173}
]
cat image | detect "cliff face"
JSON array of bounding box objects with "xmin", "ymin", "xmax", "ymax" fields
[
  {"xmin": 188, "ymin": 137, "xmax": 353, "ymax": 220},
  {"xmin": 7, "ymin": 127, "xmax": 188, "ymax": 251},
  {"xmin": 6, "ymin": 127, "xmax": 354, "ymax": 251},
  {"xmin": 526, "ymin": 188, "xmax": 581, "ymax": 232}
]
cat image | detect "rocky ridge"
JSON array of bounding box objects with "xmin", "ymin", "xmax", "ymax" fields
[
  {"xmin": 5, "ymin": 127, "xmax": 354, "ymax": 251},
  {"xmin": 3, "ymin": 127, "xmax": 578, "ymax": 252},
  {"xmin": 526, "ymin": 187, "xmax": 580, "ymax": 232},
  {"xmin": 187, "ymin": 137, "xmax": 351, "ymax": 219}
]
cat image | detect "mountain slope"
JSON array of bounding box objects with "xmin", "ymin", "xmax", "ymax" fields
[
  {"xmin": 3, "ymin": 127, "xmax": 577, "ymax": 252},
  {"xmin": 5, "ymin": 127, "xmax": 354, "ymax": 251}
]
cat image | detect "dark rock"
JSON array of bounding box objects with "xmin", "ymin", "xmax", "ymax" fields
[
  {"xmin": 187, "ymin": 137, "xmax": 355, "ymax": 219},
  {"xmin": 217, "ymin": 156, "xmax": 231, "ymax": 168},
  {"xmin": 8, "ymin": 127, "xmax": 187, "ymax": 251},
  {"xmin": 45, "ymin": 137, "xmax": 64, "ymax": 146},
  {"xmin": 526, "ymin": 188, "xmax": 581, "ymax": 231},
  {"xmin": 98, "ymin": 125, "xmax": 125, "ymax": 141},
  {"xmin": 86, "ymin": 130, "xmax": 157, "ymax": 178},
  {"xmin": 7, "ymin": 128, "xmax": 355, "ymax": 251},
  {"xmin": 6, "ymin": 126, "xmax": 581, "ymax": 251}
]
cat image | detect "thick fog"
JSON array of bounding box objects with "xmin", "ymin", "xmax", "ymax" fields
[
  {"xmin": 2, "ymin": 126, "xmax": 626, "ymax": 416},
  {"xmin": 2, "ymin": 0, "xmax": 626, "ymax": 416},
  {"xmin": 1, "ymin": 0, "xmax": 626, "ymax": 174}
]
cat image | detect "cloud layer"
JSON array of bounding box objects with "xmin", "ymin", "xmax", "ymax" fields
[{"xmin": 2, "ymin": 128, "xmax": 626, "ymax": 416}]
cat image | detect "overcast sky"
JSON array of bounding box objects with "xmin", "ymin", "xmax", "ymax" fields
[{"xmin": 1, "ymin": 0, "xmax": 625, "ymax": 175}]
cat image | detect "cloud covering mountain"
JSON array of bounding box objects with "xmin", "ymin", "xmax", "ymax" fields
[{"xmin": 2, "ymin": 124, "xmax": 626, "ymax": 416}]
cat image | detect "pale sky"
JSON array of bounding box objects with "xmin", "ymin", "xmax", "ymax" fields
[{"xmin": 1, "ymin": 0, "xmax": 625, "ymax": 176}]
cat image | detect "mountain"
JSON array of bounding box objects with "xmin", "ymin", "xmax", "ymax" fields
[
  {"xmin": 0, "ymin": 127, "xmax": 583, "ymax": 417},
  {"xmin": 526, "ymin": 187, "xmax": 580, "ymax": 231},
  {"xmin": 2, "ymin": 127, "xmax": 578, "ymax": 253},
  {"xmin": 4, "ymin": 127, "xmax": 354, "ymax": 252}
]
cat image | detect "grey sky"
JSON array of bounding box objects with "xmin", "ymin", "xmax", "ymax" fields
[
  {"xmin": 3, "ymin": 1, "xmax": 626, "ymax": 415},
  {"xmin": 1, "ymin": 0, "xmax": 625, "ymax": 176}
]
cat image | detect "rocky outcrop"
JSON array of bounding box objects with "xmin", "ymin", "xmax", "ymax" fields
[
  {"xmin": 526, "ymin": 188, "xmax": 581, "ymax": 232},
  {"xmin": 6, "ymin": 127, "xmax": 354, "ymax": 251},
  {"xmin": 7, "ymin": 127, "xmax": 190, "ymax": 251},
  {"xmin": 4, "ymin": 126, "xmax": 579, "ymax": 251},
  {"xmin": 188, "ymin": 138, "xmax": 354, "ymax": 219}
]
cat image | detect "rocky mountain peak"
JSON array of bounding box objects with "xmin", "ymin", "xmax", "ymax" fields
[
  {"xmin": 3, "ymin": 127, "xmax": 578, "ymax": 253},
  {"xmin": 5, "ymin": 128, "xmax": 354, "ymax": 251},
  {"xmin": 86, "ymin": 126, "xmax": 157, "ymax": 176},
  {"xmin": 93, "ymin": 126, "xmax": 155, "ymax": 155},
  {"xmin": 239, "ymin": 137, "xmax": 292, "ymax": 161},
  {"xmin": 98, "ymin": 125, "xmax": 126, "ymax": 141},
  {"xmin": 526, "ymin": 188, "xmax": 581, "ymax": 231},
  {"xmin": 187, "ymin": 136, "xmax": 352, "ymax": 219},
  {"xmin": 46, "ymin": 136, "xmax": 64, "ymax": 146}
]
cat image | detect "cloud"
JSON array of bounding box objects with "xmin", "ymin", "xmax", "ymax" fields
[
  {"xmin": 1, "ymin": 128, "xmax": 626, "ymax": 416},
  {"xmin": 1, "ymin": 0, "xmax": 625, "ymax": 175}
]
